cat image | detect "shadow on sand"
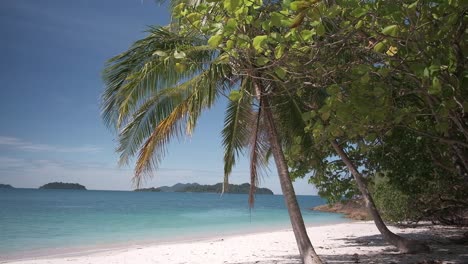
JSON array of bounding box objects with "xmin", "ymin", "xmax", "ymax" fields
[{"xmin": 229, "ymin": 226, "xmax": 468, "ymax": 264}]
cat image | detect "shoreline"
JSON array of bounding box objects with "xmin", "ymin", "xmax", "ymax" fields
[
  {"xmin": 4, "ymin": 221, "xmax": 466, "ymax": 264},
  {"xmin": 2, "ymin": 219, "xmax": 352, "ymax": 262}
]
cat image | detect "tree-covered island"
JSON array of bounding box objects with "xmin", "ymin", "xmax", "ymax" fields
[
  {"xmin": 136, "ymin": 183, "xmax": 273, "ymax": 195},
  {"xmin": 39, "ymin": 182, "xmax": 87, "ymax": 190}
]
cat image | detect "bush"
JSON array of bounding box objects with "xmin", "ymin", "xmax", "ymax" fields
[{"xmin": 372, "ymin": 179, "xmax": 423, "ymax": 223}]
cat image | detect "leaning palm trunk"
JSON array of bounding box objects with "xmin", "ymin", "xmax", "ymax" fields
[
  {"xmin": 330, "ymin": 139, "xmax": 430, "ymax": 253},
  {"xmin": 261, "ymin": 91, "xmax": 322, "ymax": 264}
]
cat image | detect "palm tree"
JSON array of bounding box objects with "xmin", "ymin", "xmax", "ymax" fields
[{"xmin": 101, "ymin": 26, "xmax": 323, "ymax": 264}]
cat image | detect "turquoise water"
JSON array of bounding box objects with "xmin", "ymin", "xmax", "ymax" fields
[{"xmin": 0, "ymin": 189, "xmax": 348, "ymax": 259}]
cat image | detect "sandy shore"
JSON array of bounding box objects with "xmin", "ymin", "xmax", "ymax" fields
[{"xmin": 3, "ymin": 221, "xmax": 467, "ymax": 264}]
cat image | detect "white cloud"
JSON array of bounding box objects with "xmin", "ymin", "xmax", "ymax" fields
[{"xmin": 0, "ymin": 136, "xmax": 101, "ymax": 153}]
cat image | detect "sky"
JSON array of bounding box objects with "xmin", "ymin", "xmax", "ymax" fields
[{"xmin": 0, "ymin": 0, "xmax": 318, "ymax": 195}]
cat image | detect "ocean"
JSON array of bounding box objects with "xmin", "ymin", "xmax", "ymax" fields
[{"xmin": 0, "ymin": 189, "xmax": 348, "ymax": 260}]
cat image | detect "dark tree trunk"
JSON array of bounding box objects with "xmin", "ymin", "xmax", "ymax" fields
[
  {"xmin": 330, "ymin": 139, "xmax": 430, "ymax": 253},
  {"xmin": 262, "ymin": 94, "xmax": 323, "ymax": 264}
]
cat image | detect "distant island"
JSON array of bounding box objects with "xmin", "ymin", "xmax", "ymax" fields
[
  {"xmin": 0, "ymin": 184, "xmax": 14, "ymax": 189},
  {"xmin": 39, "ymin": 182, "xmax": 87, "ymax": 190},
  {"xmin": 136, "ymin": 183, "xmax": 274, "ymax": 195}
]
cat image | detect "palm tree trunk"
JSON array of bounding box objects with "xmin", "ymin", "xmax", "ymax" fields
[
  {"xmin": 330, "ymin": 139, "xmax": 430, "ymax": 253},
  {"xmin": 262, "ymin": 94, "xmax": 323, "ymax": 264}
]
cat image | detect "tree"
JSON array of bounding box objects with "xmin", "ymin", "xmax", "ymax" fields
[
  {"xmin": 101, "ymin": 3, "xmax": 323, "ymax": 263},
  {"xmin": 259, "ymin": 0, "xmax": 441, "ymax": 253},
  {"xmin": 281, "ymin": 0, "xmax": 466, "ymax": 253},
  {"xmin": 369, "ymin": 128, "xmax": 468, "ymax": 225}
]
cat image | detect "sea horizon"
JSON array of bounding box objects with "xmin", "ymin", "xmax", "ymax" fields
[{"xmin": 0, "ymin": 189, "xmax": 349, "ymax": 261}]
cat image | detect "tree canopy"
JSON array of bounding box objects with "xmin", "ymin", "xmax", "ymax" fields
[{"xmin": 102, "ymin": 0, "xmax": 467, "ymax": 261}]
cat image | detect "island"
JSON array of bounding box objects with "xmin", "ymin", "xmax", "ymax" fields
[
  {"xmin": 0, "ymin": 184, "xmax": 14, "ymax": 189},
  {"xmin": 136, "ymin": 182, "xmax": 274, "ymax": 195},
  {"xmin": 39, "ymin": 182, "xmax": 87, "ymax": 190}
]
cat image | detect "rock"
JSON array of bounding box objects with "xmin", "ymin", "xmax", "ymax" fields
[{"xmin": 311, "ymin": 198, "xmax": 371, "ymax": 220}]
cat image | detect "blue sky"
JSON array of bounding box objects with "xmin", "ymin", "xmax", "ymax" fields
[{"xmin": 0, "ymin": 0, "xmax": 317, "ymax": 195}]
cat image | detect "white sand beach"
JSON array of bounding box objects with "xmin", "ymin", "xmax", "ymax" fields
[{"xmin": 3, "ymin": 221, "xmax": 466, "ymax": 264}]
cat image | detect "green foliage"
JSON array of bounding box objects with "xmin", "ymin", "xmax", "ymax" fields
[
  {"xmin": 104, "ymin": 0, "xmax": 468, "ymax": 224},
  {"xmin": 372, "ymin": 177, "xmax": 423, "ymax": 223},
  {"xmin": 368, "ymin": 128, "xmax": 468, "ymax": 224}
]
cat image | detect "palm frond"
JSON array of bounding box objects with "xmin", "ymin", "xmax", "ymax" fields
[
  {"xmin": 133, "ymin": 96, "xmax": 189, "ymax": 187},
  {"xmin": 101, "ymin": 26, "xmax": 213, "ymax": 130},
  {"xmin": 128, "ymin": 61, "xmax": 233, "ymax": 186},
  {"xmin": 221, "ymin": 78, "xmax": 254, "ymax": 193},
  {"xmin": 273, "ymin": 86, "xmax": 314, "ymax": 154},
  {"xmin": 117, "ymin": 74, "xmax": 204, "ymax": 166},
  {"xmin": 101, "ymin": 25, "xmax": 234, "ymax": 187},
  {"xmin": 248, "ymin": 99, "xmax": 270, "ymax": 207}
]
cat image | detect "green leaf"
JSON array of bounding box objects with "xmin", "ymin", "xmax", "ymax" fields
[
  {"xmin": 224, "ymin": 0, "xmax": 240, "ymax": 12},
  {"xmin": 429, "ymin": 64, "xmax": 440, "ymax": 74},
  {"xmin": 172, "ymin": 3, "xmax": 185, "ymax": 16},
  {"xmin": 173, "ymin": 50, "xmax": 186, "ymax": 59},
  {"xmin": 300, "ymin": 29, "xmax": 313, "ymax": 40},
  {"xmin": 316, "ymin": 23, "xmax": 325, "ymax": 36},
  {"xmin": 321, "ymin": 111, "xmax": 330, "ymax": 121},
  {"xmin": 382, "ymin": 25, "xmax": 399, "ymax": 37},
  {"xmin": 256, "ymin": 56, "xmax": 269, "ymax": 66},
  {"xmin": 407, "ymin": 1, "xmax": 418, "ymax": 10},
  {"xmin": 270, "ymin": 12, "xmax": 282, "ymax": 27},
  {"xmin": 355, "ymin": 20, "xmax": 363, "ymax": 29},
  {"xmin": 274, "ymin": 67, "xmax": 286, "ymax": 79},
  {"xmin": 423, "ymin": 67, "xmax": 430, "ymax": 77},
  {"xmin": 226, "ymin": 18, "xmax": 238, "ymax": 30},
  {"xmin": 229, "ymin": 90, "xmax": 241, "ymax": 101},
  {"xmin": 350, "ymin": 7, "xmax": 367, "ymax": 18},
  {"xmin": 327, "ymin": 5, "xmax": 341, "ymax": 18},
  {"xmin": 208, "ymin": 35, "xmax": 223, "ymax": 48},
  {"xmin": 261, "ymin": 21, "xmax": 270, "ymax": 31},
  {"xmin": 275, "ymin": 45, "xmax": 285, "ymax": 59},
  {"xmin": 226, "ymin": 39, "xmax": 234, "ymax": 49},
  {"xmin": 302, "ymin": 111, "xmax": 315, "ymax": 122},
  {"xmin": 326, "ymin": 84, "xmax": 340, "ymax": 95},
  {"xmin": 237, "ymin": 34, "xmax": 250, "ymax": 42},
  {"xmin": 252, "ymin": 35, "xmax": 268, "ymax": 52},
  {"xmin": 360, "ymin": 73, "xmax": 370, "ymax": 84},
  {"xmin": 374, "ymin": 42, "xmax": 385, "ymax": 53},
  {"xmin": 186, "ymin": 13, "xmax": 201, "ymax": 23},
  {"xmin": 429, "ymin": 77, "xmax": 442, "ymax": 95},
  {"xmin": 290, "ymin": 1, "xmax": 309, "ymax": 11}
]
